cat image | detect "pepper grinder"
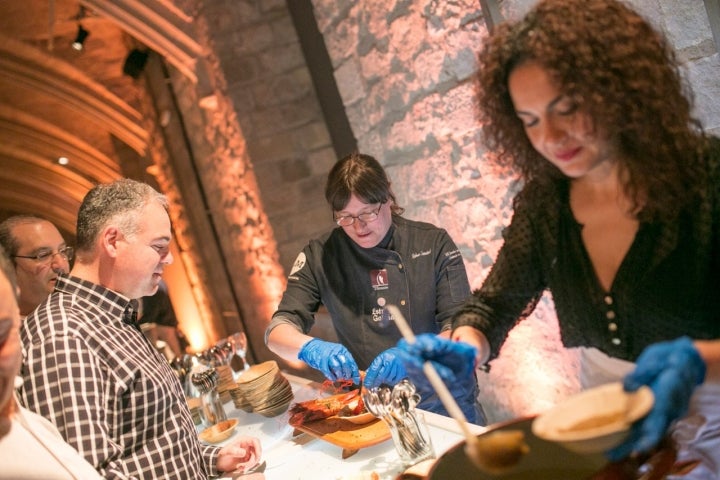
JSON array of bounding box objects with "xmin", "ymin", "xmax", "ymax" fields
[{"xmin": 191, "ymin": 368, "xmax": 227, "ymax": 427}]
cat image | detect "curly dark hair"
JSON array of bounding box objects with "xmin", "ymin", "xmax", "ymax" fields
[{"xmin": 476, "ymin": 0, "xmax": 707, "ymax": 221}]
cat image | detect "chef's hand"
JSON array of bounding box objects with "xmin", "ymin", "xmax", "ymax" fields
[
  {"xmin": 395, "ymin": 334, "xmax": 478, "ymax": 422},
  {"xmin": 217, "ymin": 436, "xmax": 262, "ymax": 474},
  {"xmin": 298, "ymin": 338, "xmax": 361, "ymax": 384},
  {"xmin": 364, "ymin": 347, "xmax": 407, "ymax": 389},
  {"xmin": 606, "ymin": 336, "xmax": 706, "ymax": 461}
]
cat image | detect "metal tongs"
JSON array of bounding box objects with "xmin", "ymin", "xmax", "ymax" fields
[{"xmin": 363, "ymin": 380, "xmax": 434, "ymax": 461}]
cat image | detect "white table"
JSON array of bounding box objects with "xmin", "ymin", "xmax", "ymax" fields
[{"xmin": 214, "ymin": 373, "xmax": 485, "ymax": 480}]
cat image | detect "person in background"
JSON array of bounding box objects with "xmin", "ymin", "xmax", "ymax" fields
[
  {"xmin": 19, "ymin": 179, "xmax": 261, "ymax": 479},
  {"xmin": 0, "ymin": 216, "xmax": 72, "ymax": 317},
  {"xmin": 138, "ymin": 279, "xmax": 186, "ymax": 359},
  {"xmin": 396, "ymin": 0, "xmax": 720, "ymax": 475},
  {"xmin": 0, "ymin": 244, "xmax": 102, "ymax": 479},
  {"xmin": 266, "ymin": 152, "xmax": 484, "ymax": 424}
]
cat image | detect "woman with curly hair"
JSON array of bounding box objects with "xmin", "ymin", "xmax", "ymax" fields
[{"xmin": 396, "ymin": 0, "xmax": 720, "ymax": 473}]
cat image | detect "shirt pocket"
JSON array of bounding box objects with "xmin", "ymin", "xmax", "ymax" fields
[{"xmin": 446, "ymin": 265, "xmax": 471, "ymax": 301}]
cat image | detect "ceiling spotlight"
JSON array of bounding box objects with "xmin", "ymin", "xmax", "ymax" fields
[{"xmin": 72, "ymin": 24, "xmax": 90, "ymax": 51}]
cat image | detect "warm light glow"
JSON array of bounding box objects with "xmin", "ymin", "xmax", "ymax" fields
[
  {"xmin": 145, "ymin": 164, "xmax": 160, "ymax": 176},
  {"xmin": 162, "ymin": 240, "xmax": 211, "ymax": 353},
  {"xmin": 478, "ymin": 299, "xmax": 581, "ymax": 422},
  {"xmin": 57, "ymin": 156, "xmax": 69, "ymax": 165}
]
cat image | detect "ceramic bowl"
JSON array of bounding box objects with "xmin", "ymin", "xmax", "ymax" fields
[
  {"xmin": 532, "ymin": 382, "xmax": 654, "ymax": 454},
  {"xmin": 199, "ymin": 418, "xmax": 239, "ymax": 444}
]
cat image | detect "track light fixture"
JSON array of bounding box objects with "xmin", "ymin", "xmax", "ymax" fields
[
  {"xmin": 72, "ymin": 24, "xmax": 90, "ymax": 51},
  {"xmin": 122, "ymin": 49, "xmax": 149, "ymax": 79}
]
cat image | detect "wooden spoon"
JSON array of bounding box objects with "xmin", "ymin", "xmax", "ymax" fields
[{"xmin": 386, "ymin": 305, "xmax": 529, "ymax": 474}]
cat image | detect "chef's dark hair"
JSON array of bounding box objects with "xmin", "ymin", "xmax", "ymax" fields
[{"xmin": 325, "ymin": 152, "xmax": 404, "ymax": 215}]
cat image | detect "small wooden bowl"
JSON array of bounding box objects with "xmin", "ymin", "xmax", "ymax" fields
[
  {"xmin": 339, "ymin": 411, "xmax": 376, "ymax": 425},
  {"xmin": 532, "ymin": 382, "xmax": 654, "ymax": 454},
  {"xmin": 236, "ymin": 361, "xmax": 279, "ymax": 385},
  {"xmin": 199, "ymin": 419, "xmax": 239, "ymax": 444}
]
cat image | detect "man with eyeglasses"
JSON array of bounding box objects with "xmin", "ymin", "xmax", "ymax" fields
[
  {"xmin": 0, "ymin": 244, "xmax": 103, "ymax": 479},
  {"xmin": 0, "ymin": 216, "xmax": 73, "ymax": 317},
  {"xmin": 266, "ymin": 152, "xmax": 485, "ymax": 425}
]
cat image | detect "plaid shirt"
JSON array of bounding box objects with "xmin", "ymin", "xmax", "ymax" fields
[{"xmin": 20, "ymin": 275, "xmax": 220, "ymax": 479}]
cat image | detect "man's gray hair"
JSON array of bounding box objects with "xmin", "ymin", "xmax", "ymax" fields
[{"xmin": 76, "ymin": 179, "xmax": 168, "ymax": 252}]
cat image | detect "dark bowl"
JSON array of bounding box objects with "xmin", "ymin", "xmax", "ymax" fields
[{"xmin": 427, "ymin": 416, "xmax": 607, "ymax": 480}]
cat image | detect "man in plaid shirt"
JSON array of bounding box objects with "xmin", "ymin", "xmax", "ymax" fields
[{"xmin": 20, "ymin": 179, "xmax": 261, "ymax": 479}]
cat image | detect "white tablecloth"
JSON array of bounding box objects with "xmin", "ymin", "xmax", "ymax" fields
[{"xmin": 213, "ymin": 374, "xmax": 485, "ymax": 480}]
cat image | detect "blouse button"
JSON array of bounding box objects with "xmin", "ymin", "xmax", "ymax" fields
[
  {"xmin": 608, "ymin": 322, "xmax": 618, "ymax": 332},
  {"xmin": 604, "ymin": 295, "xmax": 613, "ymax": 305},
  {"xmin": 606, "ymin": 310, "xmax": 616, "ymax": 320},
  {"xmin": 611, "ymin": 338, "xmax": 621, "ymax": 345},
  {"xmin": 400, "ymin": 299, "xmax": 406, "ymax": 306}
]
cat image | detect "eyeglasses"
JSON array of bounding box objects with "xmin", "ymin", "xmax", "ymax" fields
[
  {"xmin": 334, "ymin": 205, "xmax": 382, "ymax": 227},
  {"xmin": 14, "ymin": 246, "xmax": 74, "ymax": 264}
]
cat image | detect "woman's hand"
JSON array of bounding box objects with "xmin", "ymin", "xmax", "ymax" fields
[
  {"xmin": 606, "ymin": 337, "xmax": 706, "ymax": 461},
  {"xmin": 395, "ymin": 334, "xmax": 479, "ymax": 422}
]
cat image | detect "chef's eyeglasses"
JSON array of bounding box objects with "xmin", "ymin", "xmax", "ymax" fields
[
  {"xmin": 14, "ymin": 246, "xmax": 74, "ymax": 264},
  {"xmin": 334, "ymin": 205, "xmax": 382, "ymax": 227}
]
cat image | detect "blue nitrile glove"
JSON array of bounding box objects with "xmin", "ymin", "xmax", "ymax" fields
[
  {"xmin": 606, "ymin": 336, "xmax": 706, "ymax": 461},
  {"xmin": 298, "ymin": 338, "xmax": 361, "ymax": 384},
  {"xmin": 364, "ymin": 347, "xmax": 407, "ymax": 389},
  {"xmin": 395, "ymin": 334, "xmax": 479, "ymax": 423}
]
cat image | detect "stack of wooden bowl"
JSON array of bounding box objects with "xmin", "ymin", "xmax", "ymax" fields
[
  {"xmin": 230, "ymin": 360, "xmax": 294, "ymax": 417},
  {"xmin": 215, "ymin": 365, "xmax": 236, "ymax": 404}
]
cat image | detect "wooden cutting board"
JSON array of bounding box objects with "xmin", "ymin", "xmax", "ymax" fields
[{"xmin": 293, "ymin": 416, "xmax": 392, "ymax": 458}]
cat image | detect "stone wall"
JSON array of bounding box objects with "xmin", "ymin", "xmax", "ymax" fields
[
  {"xmin": 196, "ymin": 0, "xmax": 340, "ymax": 274},
  {"xmin": 147, "ymin": 0, "xmax": 340, "ymax": 363},
  {"xmin": 308, "ymin": 0, "xmax": 720, "ymax": 422}
]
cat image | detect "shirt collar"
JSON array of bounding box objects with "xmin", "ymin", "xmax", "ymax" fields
[
  {"xmin": 122, "ymin": 300, "xmax": 141, "ymax": 326},
  {"xmin": 377, "ymin": 221, "xmax": 396, "ymax": 249},
  {"xmin": 55, "ymin": 275, "xmax": 136, "ymax": 323}
]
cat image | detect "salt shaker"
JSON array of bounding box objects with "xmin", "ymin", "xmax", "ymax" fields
[
  {"xmin": 364, "ymin": 380, "xmax": 435, "ymax": 467},
  {"xmin": 191, "ymin": 368, "xmax": 227, "ymax": 426}
]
